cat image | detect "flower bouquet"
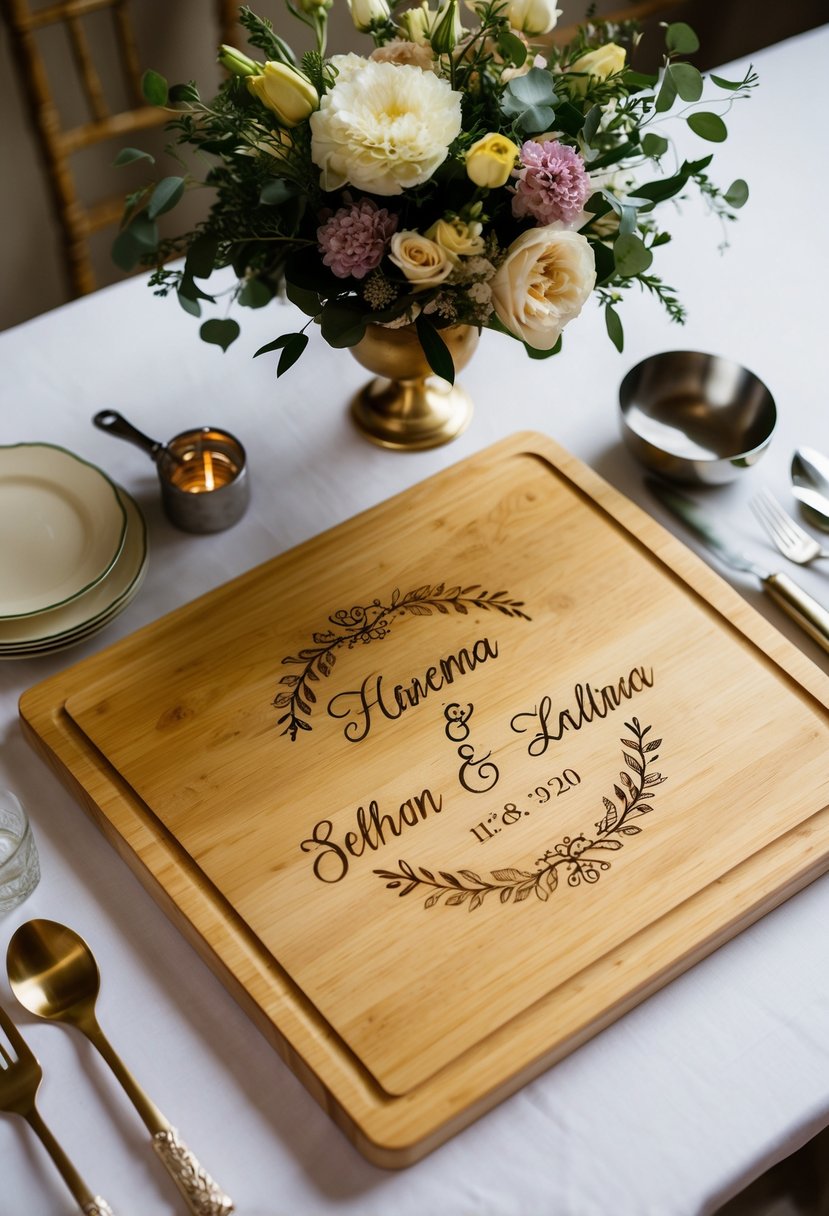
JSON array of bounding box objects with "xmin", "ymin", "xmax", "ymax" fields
[{"xmin": 115, "ymin": 1, "xmax": 756, "ymax": 391}]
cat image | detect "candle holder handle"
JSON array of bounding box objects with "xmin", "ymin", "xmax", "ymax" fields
[{"xmin": 93, "ymin": 410, "xmax": 169, "ymax": 464}]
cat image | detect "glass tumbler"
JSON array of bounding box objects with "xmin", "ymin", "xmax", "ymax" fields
[{"xmin": 0, "ymin": 790, "xmax": 40, "ymax": 915}]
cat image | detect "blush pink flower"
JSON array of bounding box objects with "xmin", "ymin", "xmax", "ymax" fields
[
  {"xmin": 511, "ymin": 139, "xmax": 591, "ymax": 226},
  {"xmin": 317, "ymin": 197, "xmax": 398, "ymax": 279}
]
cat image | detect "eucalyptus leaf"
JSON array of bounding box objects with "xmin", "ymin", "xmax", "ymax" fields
[
  {"xmin": 200, "ymin": 319, "xmax": 240, "ymax": 352},
  {"xmin": 285, "ymin": 281, "xmax": 321, "ymax": 316},
  {"xmin": 415, "ymin": 316, "xmax": 454, "ymax": 384},
  {"xmin": 687, "ymin": 111, "xmax": 728, "ymax": 142},
  {"xmin": 605, "ymin": 303, "xmax": 623, "ymax": 352},
  {"xmin": 185, "ymin": 235, "xmax": 220, "ymax": 280},
  {"xmin": 724, "ymin": 178, "xmax": 749, "ymax": 208},
  {"xmin": 239, "ymin": 278, "xmax": 273, "ymax": 308},
  {"xmin": 147, "ymin": 176, "xmax": 185, "ymax": 220},
  {"xmin": 642, "ymin": 132, "xmax": 669, "ymax": 158},
  {"xmin": 613, "ymin": 233, "xmax": 653, "ymax": 277},
  {"xmin": 582, "ymin": 105, "xmax": 603, "ymax": 145},
  {"xmin": 111, "ymin": 228, "xmax": 143, "ymax": 272},
  {"xmin": 111, "ymin": 210, "xmax": 159, "ymax": 268},
  {"xmin": 177, "ymin": 291, "xmax": 201, "ymax": 317},
  {"xmin": 668, "ymin": 62, "xmax": 703, "ymax": 102},
  {"xmin": 141, "ymin": 69, "xmax": 168, "ymax": 107},
  {"xmin": 654, "ymin": 69, "xmax": 677, "ymax": 113},
  {"xmin": 516, "ymin": 103, "xmax": 556, "ymax": 134},
  {"xmin": 506, "ymin": 67, "xmax": 557, "ymax": 107},
  {"xmin": 665, "ymin": 21, "xmax": 700, "ymax": 54},
  {"xmin": 497, "ymin": 30, "xmax": 527, "ymax": 68},
  {"xmin": 320, "ymin": 300, "xmax": 366, "ymax": 348},
  {"xmin": 113, "ymin": 147, "xmax": 155, "ymax": 167},
  {"xmin": 126, "ymin": 212, "xmax": 159, "ymax": 250}
]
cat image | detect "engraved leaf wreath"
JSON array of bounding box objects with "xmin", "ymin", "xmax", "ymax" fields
[
  {"xmin": 273, "ymin": 584, "xmax": 531, "ymax": 740},
  {"xmin": 375, "ymin": 719, "xmax": 666, "ymax": 911}
]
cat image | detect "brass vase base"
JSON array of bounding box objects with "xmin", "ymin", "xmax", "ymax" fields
[
  {"xmin": 348, "ymin": 321, "xmax": 480, "ymax": 451},
  {"xmin": 350, "ymin": 376, "xmax": 473, "ymax": 451}
]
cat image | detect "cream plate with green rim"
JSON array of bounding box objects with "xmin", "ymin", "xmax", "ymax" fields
[
  {"xmin": 0, "ymin": 443, "xmax": 126, "ymax": 619},
  {"xmin": 0, "ymin": 486, "xmax": 147, "ymax": 654}
]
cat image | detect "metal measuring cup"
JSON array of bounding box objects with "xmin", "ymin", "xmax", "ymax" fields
[{"xmin": 93, "ymin": 410, "xmax": 250, "ymax": 533}]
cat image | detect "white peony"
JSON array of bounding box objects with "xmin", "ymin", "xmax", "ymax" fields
[
  {"xmin": 491, "ymin": 225, "xmax": 596, "ymax": 350},
  {"xmin": 309, "ymin": 61, "xmax": 462, "ymax": 196},
  {"xmin": 327, "ymin": 52, "xmax": 369, "ymax": 86}
]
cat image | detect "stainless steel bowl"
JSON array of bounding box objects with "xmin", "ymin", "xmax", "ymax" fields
[{"xmin": 619, "ymin": 351, "xmax": 776, "ymax": 485}]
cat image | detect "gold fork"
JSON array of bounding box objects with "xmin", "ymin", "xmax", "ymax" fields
[{"xmin": 0, "ymin": 1002, "xmax": 115, "ymax": 1215}]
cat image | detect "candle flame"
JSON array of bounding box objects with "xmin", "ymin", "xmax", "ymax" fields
[{"xmin": 203, "ymin": 450, "xmax": 215, "ymax": 492}]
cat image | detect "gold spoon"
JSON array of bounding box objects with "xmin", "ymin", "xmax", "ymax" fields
[{"xmin": 7, "ymin": 918, "xmax": 233, "ymax": 1216}]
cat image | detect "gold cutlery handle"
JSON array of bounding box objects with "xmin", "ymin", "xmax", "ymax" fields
[
  {"xmin": 87, "ymin": 1023, "xmax": 233, "ymax": 1214},
  {"xmin": 152, "ymin": 1127, "xmax": 234, "ymax": 1216},
  {"xmin": 26, "ymin": 1106, "xmax": 115, "ymax": 1215},
  {"xmin": 764, "ymin": 572, "xmax": 829, "ymax": 653}
]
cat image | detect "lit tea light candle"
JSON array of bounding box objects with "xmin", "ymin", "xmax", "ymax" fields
[
  {"xmin": 168, "ymin": 446, "xmax": 239, "ymax": 494},
  {"xmin": 158, "ymin": 427, "xmax": 250, "ymax": 533}
]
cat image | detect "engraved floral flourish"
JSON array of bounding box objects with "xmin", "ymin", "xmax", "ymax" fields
[
  {"xmin": 274, "ymin": 583, "xmax": 531, "ymax": 740},
  {"xmin": 375, "ymin": 719, "xmax": 666, "ymax": 910}
]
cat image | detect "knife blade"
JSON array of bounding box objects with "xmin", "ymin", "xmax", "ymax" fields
[{"xmin": 647, "ymin": 478, "xmax": 829, "ymax": 654}]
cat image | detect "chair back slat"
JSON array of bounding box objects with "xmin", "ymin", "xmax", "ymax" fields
[
  {"xmin": 66, "ymin": 12, "xmax": 109, "ymax": 120},
  {"xmin": 2, "ymin": 0, "xmax": 235, "ymax": 298},
  {"xmin": 111, "ymin": 0, "xmax": 146, "ymax": 106}
]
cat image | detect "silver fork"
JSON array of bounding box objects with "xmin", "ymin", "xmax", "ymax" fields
[
  {"xmin": 0, "ymin": 1002, "xmax": 115, "ymax": 1215},
  {"xmin": 751, "ymin": 490, "xmax": 829, "ymax": 566}
]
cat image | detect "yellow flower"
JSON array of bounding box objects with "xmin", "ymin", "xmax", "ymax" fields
[
  {"xmin": 465, "ymin": 132, "xmax": 520, "ymax": 188},
  {"xmin": 247, "ymin": 62, "xmax": 318, "ymax": 127},
  {"xmin": 425, "ymin": 217, "xmax": 485, "ymax": 263},
  {"xmin": 399, "ymin": 1, "xmax": 432, "ymax": 44},
  {"xmin": 568, "ymin": 43, "xmax": 626, "ymax": 94}
]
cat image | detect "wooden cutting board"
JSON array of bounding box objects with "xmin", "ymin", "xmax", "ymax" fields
[{"xmin": 20, "ymin": 432, "xmax": 829, "ymax": 1165}]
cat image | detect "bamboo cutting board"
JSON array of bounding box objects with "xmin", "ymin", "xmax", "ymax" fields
[{"xmin": 19, "ymin": 432, "xmax": 829, "ymax": 1164}]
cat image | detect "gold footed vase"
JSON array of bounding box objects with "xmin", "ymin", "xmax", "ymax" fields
[{"xmin": 349, "ymin": 322, "xmax": 479, "ymax": 451}]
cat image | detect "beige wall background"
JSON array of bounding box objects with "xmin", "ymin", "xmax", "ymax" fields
[{"xmin": 0, "ymin": 1, "xmax": 823, "ymax": 334}]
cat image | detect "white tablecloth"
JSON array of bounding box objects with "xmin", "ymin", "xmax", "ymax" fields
[{"xmin": 2, "ymin": 25, "xmax": 829, "ymax": 1216}]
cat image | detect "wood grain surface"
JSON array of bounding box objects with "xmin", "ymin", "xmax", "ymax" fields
[{"xmin": 19, "ymin": 432, "xmax": 829, "ymax": 1165}]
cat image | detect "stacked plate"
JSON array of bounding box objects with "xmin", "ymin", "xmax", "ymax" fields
[{"xmin": 0, "ymin": 443, "xmax": 148, "ymax": 659}]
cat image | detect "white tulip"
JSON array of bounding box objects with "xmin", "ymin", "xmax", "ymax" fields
[
  {"xmin": 347, "ymin": 0, "xmax": 391, "ymax": 31},
  {"xmin": 506, "ymin": 0, "xmax": 561, "ymax": 36}
]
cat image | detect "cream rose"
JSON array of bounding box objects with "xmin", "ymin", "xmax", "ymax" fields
[
  {"xmin": 425, "ymin": 217, "xmax": 485, "ymax": 263},
  {"xmin": 490, "ymin": 225, "xmax": 595, "ymax": 349},
  {"xmin": 309, "ymin": 61, "xmax": 462, "ymax": 195},
  {"xmin": 389, "ymin": 231, "xmax": 453, "ymax": 289}
]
